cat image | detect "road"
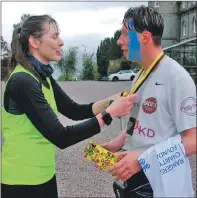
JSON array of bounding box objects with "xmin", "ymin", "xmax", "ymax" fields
[{"xmin": 1, "ymin": 81, "xmax": 196, "ymax": 197}]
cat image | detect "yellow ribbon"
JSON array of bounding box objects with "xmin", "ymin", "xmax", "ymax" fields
[{"xmin": 121, "ymin": 51, "xmax": 165, "ymax": 96}]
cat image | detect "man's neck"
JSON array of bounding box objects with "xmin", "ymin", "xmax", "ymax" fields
[{"xmin": 141, "ymin": 47, "xmax": 163, "ymax": 71}]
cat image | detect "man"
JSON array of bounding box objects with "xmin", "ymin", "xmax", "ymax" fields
[{"xmin": 101, "ymin": 5, "xmax": 196, "ymax": 198}]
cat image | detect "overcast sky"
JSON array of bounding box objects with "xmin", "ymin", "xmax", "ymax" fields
[
  {"xmin": 2, "ymin": 2, "xmax": 148, "ymax": 78},
  {"xmin": 2, "ymin": 2, "xmax": 147, "ymax": 49}
]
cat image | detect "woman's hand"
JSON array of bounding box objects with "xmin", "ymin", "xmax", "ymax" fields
[{"xmin": 106, "ymin": 93, "xmax": 138, "ymax": 118}]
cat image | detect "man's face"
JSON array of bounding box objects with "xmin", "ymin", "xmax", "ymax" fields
[
  {"xmin": 117, "ymin": 23, "xmax": 130, "ymax": 60},
  {"xmin": 117, "ymin": 19, "xmax": 150, "ymax": 62}
]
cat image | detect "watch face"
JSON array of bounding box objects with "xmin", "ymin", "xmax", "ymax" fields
[{"xmin": 102, "ymin": 110, "xmax": 112, "ymax": 125}]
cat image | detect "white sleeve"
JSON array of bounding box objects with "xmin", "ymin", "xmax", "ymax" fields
[{"xmin": 167, "ymin": 71, "xmax": 196, "ymax": 133}]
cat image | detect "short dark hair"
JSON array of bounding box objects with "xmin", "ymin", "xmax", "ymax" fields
[
  {"xmin": 123, "ymin": 5, "xmax": 164, "ymax": 46},
  {"xmin": 10, "ymin": 15, "xmax": 59, "ymax": 72}
]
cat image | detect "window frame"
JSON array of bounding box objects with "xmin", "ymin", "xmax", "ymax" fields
[{"xmin": 154, "ymin": 1, "xmax": 160, "ymax": 7}]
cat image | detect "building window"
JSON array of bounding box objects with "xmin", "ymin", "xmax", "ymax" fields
[
  {"xmin": 182, "ymin": 2, "xmax": 185, "ymax": 9},
  {"xmin": 193, "ymin": 18, "xmax": 196, "ymax": 34},
  {"xmin": 182, "ymin": 21, "xmax": 186, "ymax": 36},
  {"xmin": 154, "ymin": 1, "xmax": 159, "ymax": 7}
]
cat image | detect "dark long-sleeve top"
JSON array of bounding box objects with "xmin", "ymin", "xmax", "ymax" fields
[{"xmin": 3, "ymin": 72, "xmax": 100, "ymax": 149}]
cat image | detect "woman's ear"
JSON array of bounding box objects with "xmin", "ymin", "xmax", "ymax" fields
[{"xmin": 29, "ymin": 36, "xmax": 40, "ymax": 49}]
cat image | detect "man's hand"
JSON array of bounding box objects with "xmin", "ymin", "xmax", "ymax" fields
[
  {"xmin": 107, "ymin": 92, "xmax": 122, "ymax": 101},
  {"xmin": 109, "ymin": 151, "xmax": 142, "ymax": 181},
  {"xmin": 100, "ymin": 142, "xmax": 120, "ymax": 153},
  {"xmin": 100, "ymin": 129, "xmax": 127, "ymax": 153},
  {"xmin": 92, "ymin": 92, "xmax": 121, "ymax": 115}
]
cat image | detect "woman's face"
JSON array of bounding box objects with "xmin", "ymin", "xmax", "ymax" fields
[{"xmin": 30, "ymin": 22, "xmax": 64, "ymax": 63}]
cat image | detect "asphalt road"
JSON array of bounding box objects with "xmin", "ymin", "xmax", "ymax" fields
[{"xmin": 1, "ymin": 81, "xmax": 196, "ymax": 197}]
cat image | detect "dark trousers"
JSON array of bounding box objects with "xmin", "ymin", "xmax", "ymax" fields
[
  {"xmin": 113, "ymin": 171, "xmax": 153, "ymax": 198},
  {"xmin": 1, "ymin": 175, "xmax": 58, "ymax": 198}
]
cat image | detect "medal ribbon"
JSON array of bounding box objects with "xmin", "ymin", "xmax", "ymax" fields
[{"xmin": 129, "ymin": 52, "xmax": 165, "ymax": 94}]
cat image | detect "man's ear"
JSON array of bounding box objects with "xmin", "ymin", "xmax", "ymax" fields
[
  {"xmin": 29, "ymin": 36, "xmax": 40, "ymax": 49},
  {"xmin": 140, "ymin": 31, "xmax": 151, "ymax": 45}
]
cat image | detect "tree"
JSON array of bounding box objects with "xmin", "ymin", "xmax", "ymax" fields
[
  {"xmin": 80, "ymin": 50, "xmax": 97, "ymax": 80},
  {"xmin": 108, "ymin": 56, "xmax": 142, "ymax": 75},
  {"xmin": 96, "ymin": 28, "xmax": 143, "ymax": 77},
  {"xmin": 55, "ymin": 46, "xmax": 78, "ymax": 81},
  {"xmin": 108, "ymin": 59, "xmax": 121, "ymax": 75},
  {"xmin": 97, "ymin": 39, "xmax": 110, "ymax": 77},
  {"xmin": 1, "ymin": 36, "xmax": 10, "ymax": 80},
  {"xmin": 120, "ymin": 56, "xmax": 133, "ymax": 70},
  {"xmin": 1, "ymin": 36, "xmax": 9, "ymax": 54},
  {"xmin": 96, "ymin": 30, "xmax": 123, "ymax": 77},
  {"xmin": 13, "ymin": 14, "xmax": 32, "ymax": 29},
  {"xmin": 110, "ymin": 30, "xmax": 122, "ymax": 60}
]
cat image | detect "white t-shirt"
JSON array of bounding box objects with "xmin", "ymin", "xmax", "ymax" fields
[{"xmin": 122, "ymin": 56, "xmax": 196, "ymax": 152}]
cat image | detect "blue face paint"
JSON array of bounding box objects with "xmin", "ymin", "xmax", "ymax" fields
[{"xmin": 128, "ymin": 20, "xmax": 141, "ymax": 62}]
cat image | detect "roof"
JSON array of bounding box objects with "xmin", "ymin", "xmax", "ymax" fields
[{"xmin": 163, "ymin": 37, "xmax": 197, "ymax": 50}]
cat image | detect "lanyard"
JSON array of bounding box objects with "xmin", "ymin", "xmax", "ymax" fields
[
  {"xmin": 129, "ymin": 52, "xmax": 165, "ymax": 94},
  {"xmin": 123, "ymin": 51, "xmax": 165, "ymax": 135},
  {"xmin": 111, "ymin": 51, "xmax": 165, "ymax": 130}
]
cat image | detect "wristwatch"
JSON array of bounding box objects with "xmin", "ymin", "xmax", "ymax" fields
[{"xmin": 101, "ymin": 110, "xmax": 113, "ymax": 125}]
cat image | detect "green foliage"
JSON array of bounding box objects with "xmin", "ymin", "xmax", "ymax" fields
[
  {"xmin": 57, "ymin": 73, "xmax": 75, "ymax": 82},
  {"xmin": 108, "ymin": 59, "xmax": 121, "ymax": 75},
  {"xmin": 120, "ymin": 56, "xmax": 142, "ymax": 71},
  {"xmin": 120, "ymin": 56, "xmax": 132, "ymax": 70},
  {"xmin": 108, "ymin": 56, "xmax": 142, "ymax": 75},
  {"xmin": 96, "ymin": 40, "xmax": 109, "ymax": 77},
  {"xmin": 93, "ymin": 62, "xmax": 99, "ymax": 80},
  {"xmin": 13, "ymin": 14, "xmax": 32, "ymax": 29},
  {"xmin": 80, "ymin": 50, "xmax": 98, "ymax": 80},
  {"xmin": 55, "ymin": 46, "xmax": 78, "ymax": 81},
  {"xmin": 111, "ymin": 30, "xmax": 122, "ymax": 60},
  {"xmin": 1, "ymin": 36, "xmax": 9, "ymax": 53},
  {"xmin": 96, "ymin": 29, "xmax": 144, "ymax": 77},
  {"xmin": 97, "ymin": 30, "xmax": 123, "ymax": 77},
  {"xmin": 1, "ymin": 36, "xmax": 10, "ymax": 80}
]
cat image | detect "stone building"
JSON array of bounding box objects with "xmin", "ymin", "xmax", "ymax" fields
[{"xmin": 148, "ymin": 1, "xmax": 197, "ymax": 82}]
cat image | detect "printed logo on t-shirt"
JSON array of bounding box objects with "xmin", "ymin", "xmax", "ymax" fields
[
  {"xmin": 135, "ymin": 120, "xmax": 155, "ymax": 137},
  {"xmin": 142, "ymin": 97, "xmax": 157, "ymax": 114},
  {"xmin": 180, "ymin": 97, "xmax": 196, "ymax": 116},
  {"xmin": 127, "ymin": 119, "xmax": 155, "ymax": 137}
]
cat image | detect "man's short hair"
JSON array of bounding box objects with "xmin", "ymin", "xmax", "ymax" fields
[{"xmin": 123, "ymin": 5, "xmax": 164, "ymax": 46}]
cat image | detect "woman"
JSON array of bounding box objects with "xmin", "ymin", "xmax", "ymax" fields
[{"xmin": 1, "ymin": 15, "xmax": 137, "ymax": 198}]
